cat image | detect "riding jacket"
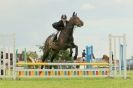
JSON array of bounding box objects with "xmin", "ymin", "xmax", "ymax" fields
[{"xmin": 52, "ymin": 20, "xmax": 68, "ymax": 31}]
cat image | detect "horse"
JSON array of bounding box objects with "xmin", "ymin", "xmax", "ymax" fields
[
  {"xmin": 102, "ymin": 54, "xmax": 114, "ymax": 63},
  {"xmin": 41, "ymin": 12, "xmax": 84, "ymax": 69}
]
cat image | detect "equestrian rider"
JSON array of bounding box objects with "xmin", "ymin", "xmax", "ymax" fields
[{"xmin": 52, "ymin": 14, "xmax": 68, "ymax": 42}]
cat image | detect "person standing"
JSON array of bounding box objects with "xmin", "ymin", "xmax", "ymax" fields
[{"xmin": 82, "ymin": 49, "xmax": 86, "ymax": 61}]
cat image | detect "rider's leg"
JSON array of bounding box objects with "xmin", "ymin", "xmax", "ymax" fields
[{"xmin": 53, "ymin": 31, "xmax": 58, "ymax": 42}]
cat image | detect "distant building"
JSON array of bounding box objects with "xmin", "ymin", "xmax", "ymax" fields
[{"xmin": 127, "ymin": 56, "xmax": 133, "ymax": 70}]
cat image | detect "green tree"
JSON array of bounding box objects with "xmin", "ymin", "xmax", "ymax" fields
[
  {"xmin": 58, "ymin": 50, "xmax": 72, "ymax": 61},
  {"xmin": 27, "ymin": 51, "xmax": 38, "ymax": 59},
  {"xmin": 36, "ymin": 45, "xmax": 72, "ymax": 62}
]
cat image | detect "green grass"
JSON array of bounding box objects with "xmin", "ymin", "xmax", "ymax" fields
[{"xmin": 0, "ymin": 71, "xmax": 133, "ymax": 88}]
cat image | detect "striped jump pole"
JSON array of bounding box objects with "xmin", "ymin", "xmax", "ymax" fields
[{"xmin": 16, "ymin": 62, "xmax": 109, "ymax": 78}]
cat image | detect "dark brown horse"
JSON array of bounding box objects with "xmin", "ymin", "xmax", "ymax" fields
[{"xmin": 41, "ymin": 12, "xmax": 83, "ymax": 69}]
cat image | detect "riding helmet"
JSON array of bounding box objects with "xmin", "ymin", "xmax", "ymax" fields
[{"xmin": 61, "ymin": 14, "xmax": 67, "ymax": 19}]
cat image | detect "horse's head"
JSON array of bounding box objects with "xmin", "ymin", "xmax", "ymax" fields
[{"xmin": 69, "ymin": 12, "xmax": 84, "ymax": 27}]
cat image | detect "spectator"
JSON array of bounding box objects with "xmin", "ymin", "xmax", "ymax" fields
[{"xmin": 81, "ymin": 49, "xmax": 86, "ymax": 61}]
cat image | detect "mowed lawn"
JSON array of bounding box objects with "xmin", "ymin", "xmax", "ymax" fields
[{"xmin": 0, "ymin": 71, "xmax": 133, "ymax": 88}]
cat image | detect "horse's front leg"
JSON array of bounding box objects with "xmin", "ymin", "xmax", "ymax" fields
[
  {"xmin": 73, "ymin": 44, "xmax": 78, "ymax": 60},
  {"xmin": 65, "ymin": 43, "xmax": 78, "ymax": 60},
  {"xmin": 70, "ymin": 43, "xmax": 78, "ymax": 60},
  {"xmin": 69, "ymin": 48, "xmax": 73, "ymax": 57}
]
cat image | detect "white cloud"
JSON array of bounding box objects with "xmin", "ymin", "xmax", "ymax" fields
[{"xmin": 80, "ymin": 3, "xmax": 95, "ymax": 10}]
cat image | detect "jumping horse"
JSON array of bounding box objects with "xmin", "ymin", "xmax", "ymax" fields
[{"xmin": 41, "ymin": 12, "xmax": 84, "ymax": 69}]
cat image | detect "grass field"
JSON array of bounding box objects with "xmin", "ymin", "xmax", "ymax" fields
[{"xmin": 0, "ymin": 71, "xmax": 133, "ymax": 88}]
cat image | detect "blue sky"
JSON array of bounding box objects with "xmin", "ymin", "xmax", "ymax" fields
[{"xmin": 0, "ymin": 0, "xmax": 133, "ymax": 58}]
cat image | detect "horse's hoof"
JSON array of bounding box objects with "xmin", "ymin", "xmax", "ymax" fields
[
  {"xmin": 69, "ymin": 54, "xmax": 72, "ymax": 57},
  {"xmin": 74, "ymin": 56, "xmax": 77, "ymax": 60}
]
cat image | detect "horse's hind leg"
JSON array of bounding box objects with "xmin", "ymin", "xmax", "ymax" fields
[
  {"xmin": 49, "ymin": 53, "xmax": 57, "ymax": 69},
  {"xmin": 41, "ymin": 50, "xmax": 49, "ymax": 69}
]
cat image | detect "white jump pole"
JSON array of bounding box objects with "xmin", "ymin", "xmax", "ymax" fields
[
  {"xmin": 123, "ymin": 34, "xmax": 127, "ymax": 79},
  {"xmin": 109, "ymin": 34, "xmax": 127, "ymax": 79},
  {"xmin": 109, "ymin": 34, "xmax": 113, "ymax": 77},
  {"xmin": 2, "ymin": 51, "xmax": 5, "ymax": 78},
  {"xmin": 0, "ymin": 34, "xmax": 16, "ymax": 79},
  {"xmin": 13, "ymin": 33, "xmax": 16, "ymax": 80},
  {"xmin": 7, "ymin": 35, "xmax": 11, "ymax": 78},
  {"xmin": 113, "ymin": 37, "xmax": 117, "ymax": 77},
  {"xmin": 119, "ymin": 38, "xmax": 122, "ymax": 76}
]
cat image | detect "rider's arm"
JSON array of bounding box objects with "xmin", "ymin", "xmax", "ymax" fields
[{"xmin": 52, "ymin": 20, "xmax": 64, "ymax": 30}]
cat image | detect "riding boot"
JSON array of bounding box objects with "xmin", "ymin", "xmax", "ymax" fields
[
  {"xmin": 53, "ymin": 31, "xmax": 59, "ymax": 42},
  {"xmin": 53, "ymin": 34, "xmax": 57, "ymax": 42}
]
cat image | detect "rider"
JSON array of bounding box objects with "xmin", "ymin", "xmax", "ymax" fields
[
  {"xmin": 52, "ymin": 14, "xmax": 68, "ymax": 42},
  {"xmin": 82, "ymin": 49, "xmax": 86, "ymax": 61}
]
